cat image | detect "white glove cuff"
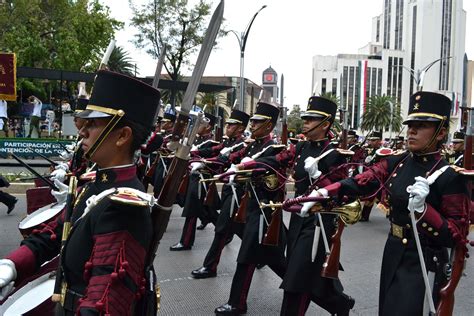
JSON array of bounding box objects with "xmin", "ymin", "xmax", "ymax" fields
[
  {"xmin": 0, "ymin": 259, "xmax": 17, "ymax": 279},
  {"xmin": 318, "ymin": 188, "xmax": 329, "ymax": 198}
]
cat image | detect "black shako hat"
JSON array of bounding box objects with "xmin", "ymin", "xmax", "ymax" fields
[
  {"xmin": 403, "ymin": 91, "xmax": 451, "ymax": 126},
  {"xmin": 250, "ymin": 101, "xmax": 280, "ymax": 124},
  {"xmin": 226, "ymin": 109, "xmax": 250, "ymax": 127},
  {"xmin": 301, "ymin": 96, "xmax": 337, "ymax": 123},
  {"xmin": 452, "ymin": 131, "xmax": 465, "ymax": 143},
  {"xmin": 77, "ymin": 70, "xmax": 161, "ymax": 130},
  {"xmin": 347, "ymin": 130, "xmax": 358, "ymax": 137},
  {"xmin": 367, "ymin": 131, "xmax": 382, "ymax": 140},
  {"xmin": 74, "ymin": 97, "xmax": 89, "ymax": 116},
  {"xmin": 205, "ymin": 112, "xmax": 217, "ymax": 127}
]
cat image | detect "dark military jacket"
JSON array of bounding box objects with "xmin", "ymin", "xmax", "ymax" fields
[
  {"xmin": 325, "ymin": 151, "xmax": 470, "ymax": 315},
  {"xmin": 7, "ymin": 165, "xmax": 153, "ymax": 315}
]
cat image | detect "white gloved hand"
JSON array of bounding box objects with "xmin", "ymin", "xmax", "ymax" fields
[
  {"xmin": 191, "ymin": 145, "xmax": 198, "ymax": 152},
  {"xmin": 55, "ymin": 162, "xmax": 69, "ymax": 172},
  {"xmin": 227, "ymin": 164, "xmax": 239, "ymax": 185},
  {"xmin": 365, "ymin": 155, "xmax": 374, "ymax": 164},
  {"xmin": 240, "ymin": 157, "xmax": 253, "ymax": 164},
  {"xmin": 190, "ymin": 162, "xmax": 205, "ymax": 174},
  {"xmin": 298, "ymin": 189, "xmax": 328, "ymax": 218},
  {"xmin": 0, "ymin": 259, "xmax": 17, "ymax": 300},
  {"xmin": 406, "ymin": 176, "xmax": 430, "ymax": 213},
  {"xmin": 51, "ymin": 179, "xmax": 69, "ymax": 204},
  {"xmin": 65, "ymin": 144, "xmax": 75, "ymax": 152},
  {"xmin": 50, "ymin": 168, "xmax": 67, "ymax": 183},
  {"xmin": 304, "ymin": 156, "xmax": 321, "ymax": 180},
  {"xmin": 219, "ymin": 146, "xmax": 232, "ymax": 157},
  {"xmin": 59, "ymin": 150, "xmax": 73, "ymax": 161}
]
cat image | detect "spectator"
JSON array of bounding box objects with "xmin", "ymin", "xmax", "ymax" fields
[
  {"xmin": 27, "ymin": 96, "xmax": 42, "ymax": 138},
  {"xmin": 0, "ymin": 99, "xmax": 9, "ymax": 137}
]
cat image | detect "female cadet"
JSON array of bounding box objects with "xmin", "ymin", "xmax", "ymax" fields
[
  {"xmin": 295, "ymin": 91, "xmax": 470, "ymax": 315},
  {"xmin": 0, "ymin": 70, "xmax": 161, "ymax": 315}
]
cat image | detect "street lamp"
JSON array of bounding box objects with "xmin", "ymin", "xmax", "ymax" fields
[
  {"xmin": 229, "ymin": 5, "xmax": 267, "ymax": 111},
  {"xmin": 396, "ymin": 56, "xmax": 453, "ymax": 91}
]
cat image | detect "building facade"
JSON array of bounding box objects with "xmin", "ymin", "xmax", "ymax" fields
[{"xmin": 312, "ymin": 0, "xmax": 467, "ymax": 133}]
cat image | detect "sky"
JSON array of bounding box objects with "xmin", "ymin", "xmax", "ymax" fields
[{"xmin": 100, "ymin": 0, "xmax": 474, "ymax": 109}]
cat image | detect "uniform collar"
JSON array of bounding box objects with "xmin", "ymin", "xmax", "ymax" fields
[
  {"xmin": 411, "ymin": 150, "xmax": 442, "ymax": 163},
  {"xmin": 254, "ymin": 134, "xmax": 272, "ymax": 144},
  {"xmin": 309, "ymin": 138, "xmax": 329, "ymax": 147},
  {"xmin": 95, "ymin": 164, "xmax": 137, "ymax": 186}
]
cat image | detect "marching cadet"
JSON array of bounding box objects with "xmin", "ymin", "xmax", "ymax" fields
[
  {"xmin": 446, "ymin": 131, "xmax": 465, "ymax": 166},
  {"xmin": 169, "ymin": 112, "xmax": 217, "ymax": 251},
  {"xmin": 214, "ymin": 101, "xmax": 287, "ymax": 315},
  {"xmin": 151, "ymin": 107, "xmax": 176, "ymax": 198},
  {"xmin": 360, "ymin": 130, "xmax": 383, "ymax": 221},
  {"xmin": 297, "ymin": 91, "xmax": 470, "ymax": 315},
  {"xmin": 0, "ymin": 70, "xmax": 161, "ymax": 315},
  {"xmin": 273, "ymin": 96, "xmax": 355, "ymax": 315},
  {"xmin": 190, "ymin": 109, "xmax": 249, "ymax": 278},
  {"xmin": 0, "ymin": 176, "xmax": 17, "ymax": 214},
  {"xmin": 347, "ymin": 130, "xmax": 365, "ymax": 176},
  {"xmin": 394, "ymin": 136, "xmax": 405, "ymax": 150}
]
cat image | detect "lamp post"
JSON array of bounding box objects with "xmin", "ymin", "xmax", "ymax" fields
[
  {"xmin": 396, "ymin": 56, "xmax": 453, "ymax": 91},
  {"xmin": 229, "ymin": 5, "xmax": 267, "ymax": 111}
]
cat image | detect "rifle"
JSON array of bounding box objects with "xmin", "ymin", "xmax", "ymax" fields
[
  {"xmin": 146, "ymin": 0, "xmax": 224, "ymax": 267},
  {"xmin": 436, "ymin": 97, "xmax": 473, "ymax": 315},
  {"xmin": 51, "ymin": 176, "xmax": 78, "ymax": 304}
]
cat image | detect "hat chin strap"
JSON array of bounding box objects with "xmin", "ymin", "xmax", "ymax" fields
[
  {"xmin": 251, "ymin": 119, "xmax": 272, "ymax": 138},
  {"xmin": 419, "ymin": 118, "xmax": 446, "ymax": 154},
  {"xmin": 85, "ymin": 110, "xmax": 125, "ymax": 160},
  {"xmin": 302, "ymin": 115, "xmax": 331, "ymax": 137}
]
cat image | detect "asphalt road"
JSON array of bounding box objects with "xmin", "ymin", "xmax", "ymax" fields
[{"xmin": 0, "ymin": 195, "xmax": 472, "ymax": 315}]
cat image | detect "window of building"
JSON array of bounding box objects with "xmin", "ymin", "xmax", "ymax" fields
[
  {"xmin": 410, "ymin": 5, "xmax": 417, "ymax": 96},
  {"xmin": 332, "ymin": 78, "xmax": 337, "ymax": 95},
  {"xmin": 384, "ymin": 0, "xmax": 392, "ymax": 49},
  {"xmin": 439, "ymin": 0, "xmax": 452, "ymax": 90},
  {"xmin": 322, "ymin": 78, "xmax": 327, "ymax": 94}
]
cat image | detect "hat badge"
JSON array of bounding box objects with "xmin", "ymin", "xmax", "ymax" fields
[{"xmin": 413, "ymin": 103, "xmax": 420, "ymax": 110}]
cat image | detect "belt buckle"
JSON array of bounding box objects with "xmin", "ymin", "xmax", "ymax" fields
[{"xmin": 391, "ymin": 223, "xmax": 403, "ymax": 239}]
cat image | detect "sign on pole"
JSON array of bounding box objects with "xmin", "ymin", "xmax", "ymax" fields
[{"xmin": 0, "ymin": 53, "xmax": 16, "ymax": 101}]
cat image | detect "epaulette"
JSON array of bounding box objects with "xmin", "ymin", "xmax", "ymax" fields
[
  {"xmin": 392, "ymin": 149, "xmax": 406, "ymax": 155},
  {"xmin": 251, "ymin": 144, "xmax": 286, "ymax": 159},
  {"xmin": 109, "ymin": 188, "xmax": 155, "ymax": 206},
  {"xmin": 82, "ymin": 187, "xmax": 156, "ymax": 218},
  {"xmin": 336, "ymin": 148, "xmax": 354, "ymax": 155},
  {"xmin": 450, "ymin": 165, "xmax": 474, "ymax": 178},
  {"xmin": 79, "ymin": 171, "xmax": 96, "ymax": 182}
]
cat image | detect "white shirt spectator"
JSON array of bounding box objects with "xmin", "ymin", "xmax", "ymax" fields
[
  {"xmin": 32, "ymin": 98, "xmax": 42, "ymax": 117},
  {"xmin": 0, "ymin": 100, "xmax": 7, "ymax": 118}
]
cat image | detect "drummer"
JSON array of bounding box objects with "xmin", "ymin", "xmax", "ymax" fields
[{"xmin": 0, "ymin": 70, "xmax": 160, "ymax": 315}]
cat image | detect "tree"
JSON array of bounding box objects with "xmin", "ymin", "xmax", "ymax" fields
[
  {"xmin": 129, "ymin": 0, "xmax": 224, "ymax": 107},
  {"xmin": 287, "ymin": 104, "xmax": 304, "ymax": 134},
  {"xmin": 0, "ymin": 0, "xmax": 122, "ymax": 99},
  {"xmin": 360, "ymin": 95, "xmax": 402, "ymax": 134},
  {"xmin": 108, "ymin": 46, "xmax": 136, "ymax": 76}
]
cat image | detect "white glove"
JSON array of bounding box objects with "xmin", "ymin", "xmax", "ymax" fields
[
  {"xmin": 55, "ymin": 162, "xmax": 69, "ymax": 172},
  {"xmin": 365, "ymin": 155, "xmax": 374, "ymax": 164},
  {"xmin": 227, "ymin": 164, "xmax": 239, "ymax": 185},
  {"xmin": 51, "ymin": 179, "xmax": 68, "ymax": 204},
  {"xmin": 299, "ymin": 189, "xmax": 328, "ymax": 217},
  {"xmin": 51, "ymin": 168, "xmax": 67, "ymax": 183},
  {"xmin": 0, "ymin": 259, "xmax": 16, "ymax": 300},
  {"xmin": 59, "ymin": 150, "xmax": 73, "ymax": 161},
  {"xmin": 190, "ymin": 162, "xmax": 205, "ymax": 174},
  {"xmin": 219, "ymin": 146, "xmax": 232, "ymax": 157},
  {"xmin": 406, "ymin": 176, "xmax": 430, "ymax": 213},
  {"xmin": 65, "ymin": 144, "xmax": 75, "ymax": 152},
  {"xmin": 191, "ymin": 145, "xmax": 198, "ymax": 152},
  {"xmin": 304, "ymin": 156, "xmax": 321, "ymax": 180},
  {"xmin": 241, "ymin": 157, "xmax": 253, "ymax": 164}
]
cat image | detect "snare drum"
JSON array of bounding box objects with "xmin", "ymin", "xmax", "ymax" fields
[
  {"xmin": 0, "ymin": 256, "xmax": 58, "ymax": 316},
  {"xmin": 26, "ymin": 187, "xmax": 56, "ymax": 214},
  {"xmin": 18, "ymin": 202, "xmax": 66, "ymax": 238}
]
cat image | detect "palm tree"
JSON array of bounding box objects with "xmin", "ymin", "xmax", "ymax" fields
[
  {"xmin": 108, "ymin": 47, "xmax": 135, "ymax": 76},
  {"xmin": 360, "ymin": 95, "xmax": 402, "ymax": 134}
]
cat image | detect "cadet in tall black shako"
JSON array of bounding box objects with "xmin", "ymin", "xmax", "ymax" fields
[
  {"xmin": 0, "ymin": 70, "xmax": 160, "ymax": 315},
  {"xmin": 215, "ymin": 101, "xmax": 287, "ymax": 315},
  {"xmin": 296, "ymin": 91, "xmax": 470, "ymax": 315},
  {"xmin": 274, "ymin": 97, "xmax": 355, "ymax": 315},
  {"xmin": 190, "ymin": 109, "xmax": 250, "ymax": 279},
  {"xmin": 446, "ymin": 130, "xmax": 465, "ymax": 167}
]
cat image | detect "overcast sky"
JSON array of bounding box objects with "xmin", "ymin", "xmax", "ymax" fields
[{"xmin": 100, "ymin": 0, "xmax": 474, "ymax": 109}]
